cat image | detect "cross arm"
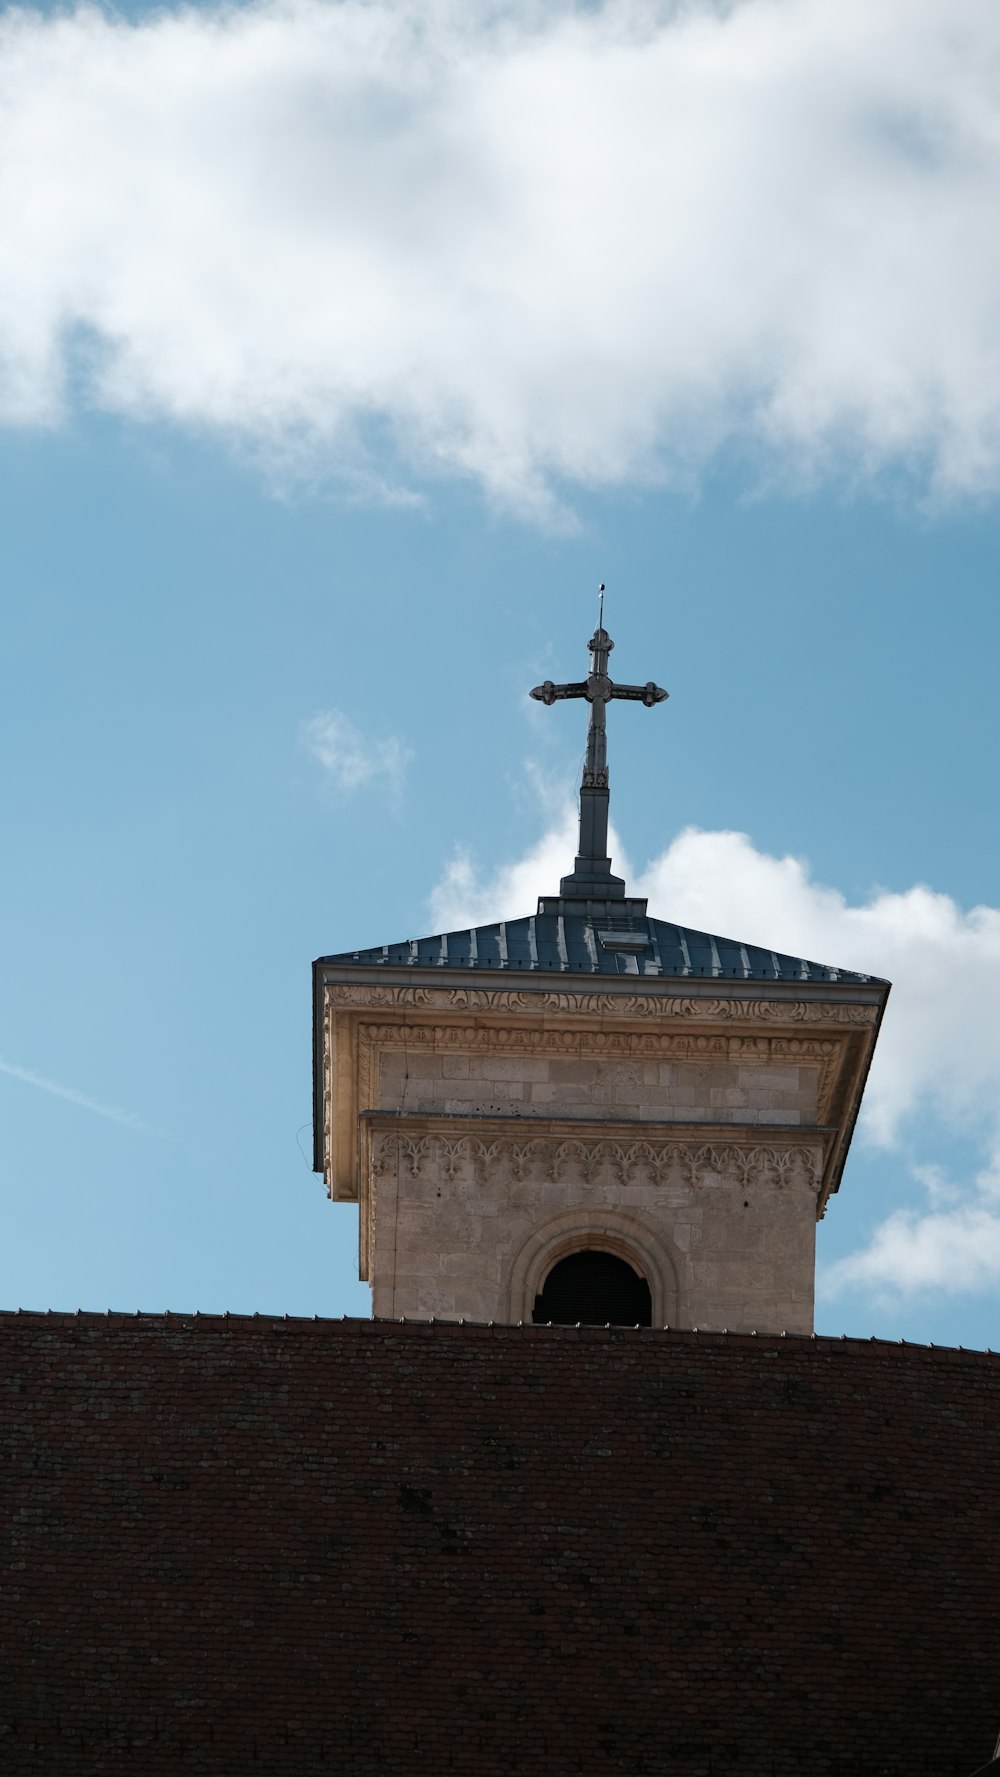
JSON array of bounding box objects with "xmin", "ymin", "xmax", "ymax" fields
[
  {"xmin": 610, "ymin": 681, "xmax": 669, "ymax": 708},
  {"xmin": 530, "ymin": 679, "xmax": 589, "ymax": 705}
]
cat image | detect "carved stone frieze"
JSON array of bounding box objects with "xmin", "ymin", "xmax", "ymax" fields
[
  {"xmin": 369, "ymin": 1129, "xmax": 823, "ymax": 1194},
  {"xmin": 330, "ymin": 981, "xmax": 878, "ymax": 1025},
  {"xmin": 361, "ymin": 1021, "xmax": 843, "ymax": 1060}
]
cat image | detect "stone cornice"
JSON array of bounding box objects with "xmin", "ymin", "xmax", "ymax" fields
[{"xmin": 327, "ymin": 980, "xmax": 880, "ymax": 1024}]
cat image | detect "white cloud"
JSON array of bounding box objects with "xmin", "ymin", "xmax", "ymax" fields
[
  {"xmin": 429, "ymin": 814, "xmax": 1000, "ymax": 1299},
  {"xmin": 634, "ymin": 829, "xmax": 1000, "ymax": 1154},
  {"xmin": 301, "ymin": 708, "xmax": 411, "ymax": 797},
  {"xmin": 822, "ymin": 1206, "xmax": 1000, "ymax": 1300},
  {"xmin": 3, "ymin": 0, "xmax": 1000, "ymax": 514},
  {"xmin": 0, "ymin": 1056, "xmax": 157, "ymax": 1133}
]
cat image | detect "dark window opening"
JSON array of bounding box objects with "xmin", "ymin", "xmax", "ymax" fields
[{"xmin": 532, "ymin": 1250, "xmax": 652, "ymax": 1326}]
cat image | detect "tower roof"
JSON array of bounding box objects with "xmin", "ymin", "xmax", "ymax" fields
[{"xmin": 317, "ymin": 907, "xmax": 885, "ymax": 984}]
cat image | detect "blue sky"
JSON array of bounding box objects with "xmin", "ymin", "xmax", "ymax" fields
[{"xmin": 2, "ymin": 0, "xmax": 1000, "ymax": 1345}]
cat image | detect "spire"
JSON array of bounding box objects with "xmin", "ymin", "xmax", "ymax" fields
[{"xmin": 530, "ymin": 591, "xmax": 668, "ymax": 911}]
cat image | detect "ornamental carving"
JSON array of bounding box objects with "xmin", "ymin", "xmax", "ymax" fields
[
  {"xmin": 369, "ymin": 1130, "xmax": 822, "ymax": 1194},
  {"xmin": 361, "ymin": 1021, "xmax": 842, "ymax": 1060},
  {"xmin": 399, "ymin": 1136, "xmax": 431, "ymax": 1178},
  {"xmin": 329, "ymin": 982, "xmax": 877, "ymax": 1025},
  {"xmin": 510, "ymin": 1142, "xmax": 535, "ymax": 1182},
  {"xmin": 552, "ymin": 1139, "xmax": 602, "ymax": 1183},
  {"xmin": 438, "ymin": 1137, "xmax": 466, "ymax": 1182}
]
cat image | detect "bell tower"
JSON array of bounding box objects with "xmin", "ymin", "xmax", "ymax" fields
[{"xmin": 313, "ymin": 614, "xmax": 888, "ymax": 1332}]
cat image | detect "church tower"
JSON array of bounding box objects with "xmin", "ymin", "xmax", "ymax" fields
[{"xmin": 313, "ymin": 615, "xmax": 888, "ymax": 1333}]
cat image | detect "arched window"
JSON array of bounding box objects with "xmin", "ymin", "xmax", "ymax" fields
[{"xmin": 532, "ymin": 1250, "xmax": 652, "ymax": 1327}]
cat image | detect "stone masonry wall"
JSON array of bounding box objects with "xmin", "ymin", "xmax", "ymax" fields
[
  {"xmin": 368, "ymin": 1038, "xmax": 825, "ymax": 1331},
  {"xmin": 2, "ymin": 1313, "xmax": 999, "ymax": 1777},
  {"xmin": 379, "ymin": 1048, "xmax": 820, "ymax": 1125},
  {"xmin": 368, "ymin": 1120, "xmax": 821, "ymax": 1330}
]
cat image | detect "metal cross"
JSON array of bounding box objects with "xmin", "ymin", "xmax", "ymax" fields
[{"xmin": 531, "ymin": 592, "xmax": 667, "ymax": 901}]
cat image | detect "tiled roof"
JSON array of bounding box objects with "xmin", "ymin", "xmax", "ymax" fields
[
  {"xmin": 4, "ymin": 1317, "xmax": 999, "ymax": 1773},
  {"xmin": 318, "ymin": 910, "xmax": 885, "ymax": 984}
]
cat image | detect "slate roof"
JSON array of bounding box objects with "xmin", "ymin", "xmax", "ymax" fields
[{"xmin": 318, "ymin": 911, "xmax": 885, "ymax": 984}]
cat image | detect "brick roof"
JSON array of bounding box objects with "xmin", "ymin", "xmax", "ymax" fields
[{"xmin": 3, "ymin": 1313, "xmax": 998, "ymax": 1775}]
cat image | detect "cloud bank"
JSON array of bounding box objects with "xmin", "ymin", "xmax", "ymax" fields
[
  {"xmin": 3, "ymin": 0, "xmax": 1000, "ymax": 513},
  {"xmin": 431, "ymin": 818, "xmax": 1000, "ymax": 1300}
]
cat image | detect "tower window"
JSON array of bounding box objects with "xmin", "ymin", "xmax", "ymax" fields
[{"xmin": 532, "ymin": 1250, "xmax": 652, "ymax": 1327}]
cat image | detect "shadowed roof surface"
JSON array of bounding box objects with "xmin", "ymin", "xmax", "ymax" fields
[{"xmin": 3, "ymin": 1315, "xmax": 998, "ymax": 1776}]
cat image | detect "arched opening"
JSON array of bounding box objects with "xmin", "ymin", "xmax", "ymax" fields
[
  {"xmin": 508, "ymin": 1210, "xmax": 680, "ymax": 1325},
  {"xmin": 532, "ymin": 1249, "xmax": 653, "ymax": 1327}
]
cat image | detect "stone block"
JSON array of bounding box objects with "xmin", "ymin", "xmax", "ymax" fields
[
  {"xmin": 406, "ymin": 1054, "xmax": 444, "ymax": 1080},
  {"xmin": 483, "ymin": 1057, "xmax": 549, "ymax": 1082},
  {"xmin": 738, "ymin": 1067, "xmax": 801, "ymax": 1090},
  {"xmin": 547, "ymin": 1060, "xmax": 600, "ymax": 1084}
]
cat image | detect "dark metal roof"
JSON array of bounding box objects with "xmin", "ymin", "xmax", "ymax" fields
[{"xmin": 317, "ymin": 910, "xmax": 885, "ymax": 984}]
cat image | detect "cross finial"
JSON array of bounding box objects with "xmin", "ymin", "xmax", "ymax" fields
[{"xmin": 530, "ymin": 596, "xmax": 667, "ymax": 905}]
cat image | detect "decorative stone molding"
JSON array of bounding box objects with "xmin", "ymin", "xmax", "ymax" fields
[
  {"xmin": 506, "ymin": 1207, "xmax": 682, "ymax": 1325},
  {"xmin": 369, "ymin": 1129, "xmax": 823, "ymax": 1194},
  {"xmin": 362, "ymin": 1021, "xmax": 841, "ymax": 1061},
  {"xmin": 510, "ymin": 1142, "xmax": 535, "ymax": 1182},
  {"xmin": 399, "ymin": 1136, "xmax": 430, "ymax": 1179},
  {"xmin": 328, "ymin": 982, "xmax": 879, "ymax": 1025}
]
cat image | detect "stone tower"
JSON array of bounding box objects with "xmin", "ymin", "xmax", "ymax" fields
[{"xmin": 313, "ymin": 618, "xmax": 888, "ymax": 1332}]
